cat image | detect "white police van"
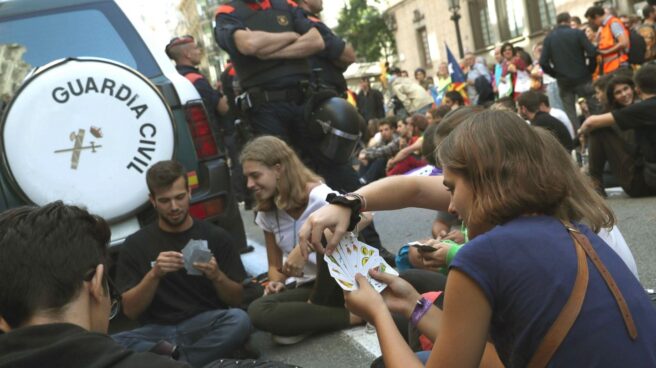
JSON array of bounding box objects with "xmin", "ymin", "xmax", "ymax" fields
[{"xmin": 0, "ymin": 0, "xmax": 247, "ymax": 250}]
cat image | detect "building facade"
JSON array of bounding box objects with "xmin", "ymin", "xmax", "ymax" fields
[
  {"xmin": 0, "ymin": 44, "xmax": 31, "ymax": 103},
  {"xmin": 384, "ymin": 0, "xmax": 645, "ymax": 77},
  {"xmin": 176, "ymin": 0, "xmax": 221, "ymax": 82}
]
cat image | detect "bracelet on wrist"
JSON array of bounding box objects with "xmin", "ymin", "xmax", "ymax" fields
[
  {"xmin": 346, "ymin": 192, "xmax": 367, "ymax": 212},
  {"xmin": 410, "ymin": 297, "xmax": 432, "ymax": 327},
  {"xmin": 443, "ymin": 240, "xmax": 463, "ymax": 266}
]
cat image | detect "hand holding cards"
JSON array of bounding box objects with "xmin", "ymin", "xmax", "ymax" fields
[
  {"xmin": 324, "ymin": 233, "xmax": 398, "ymax": 292},
  {"xmin": 181, "ymin": 239, "xmax": 212, "ymax": 276}
]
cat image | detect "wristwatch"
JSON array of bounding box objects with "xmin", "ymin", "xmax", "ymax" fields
[{"xmin": 325, "ymin": 193, "xmax": 362, "ymax": 231}]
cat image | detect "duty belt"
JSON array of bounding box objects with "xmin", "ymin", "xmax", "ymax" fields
[{"xmin": 237, "ymin": 87, "xmax": 305, "ymax": 111}]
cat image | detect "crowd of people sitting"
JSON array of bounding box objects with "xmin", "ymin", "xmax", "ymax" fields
[
  {"xmin": 2, "ymin": 3, "xmax": 656, "ymax": 368},
  {"xmin": 356, "ymin": 4, "xmax": 656, "ymax": 197}
]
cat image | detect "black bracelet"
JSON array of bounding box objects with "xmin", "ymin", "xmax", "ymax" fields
[{"xmin": 325, "ymin": 193, "xmax": 361, "ymax": 232}]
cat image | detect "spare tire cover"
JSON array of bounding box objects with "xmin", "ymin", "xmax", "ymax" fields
[{"xmin": 1, "ymin": 58, "xmax": 175, "ymax": 221}]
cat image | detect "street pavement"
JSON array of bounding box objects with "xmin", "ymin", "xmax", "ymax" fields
[
  {"xmin": 240, "ymin": 189, "xmax": 656, "ymax": 367},
  {"xmin": 605, "ymin": 189, "xmax": 656, "ymax": 286}
]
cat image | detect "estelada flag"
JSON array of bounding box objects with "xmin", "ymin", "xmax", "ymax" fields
[
  {"xmin": 346, "ymin": 89, "xmax": 358, "ymax": 107},
  {"xmin": 379, "ymin": 61, "xmax": 388, "ymax": 89},
  {"xmin": 445, "ymin": 43, "xmax": 470, "ymax": 105}
]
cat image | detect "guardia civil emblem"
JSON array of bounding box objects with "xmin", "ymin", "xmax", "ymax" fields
[{"xmin": 54, "ymin": 127, "xmax": 103, "ymax": 170}]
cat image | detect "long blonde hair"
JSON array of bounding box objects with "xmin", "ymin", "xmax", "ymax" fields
[
  {"xmin": 240, "ymin": 136, "xmax": 322, "ymax": 212},
  {"xmin": 438, "ymin": 110, "xmax": 615, "ymax": 232}
]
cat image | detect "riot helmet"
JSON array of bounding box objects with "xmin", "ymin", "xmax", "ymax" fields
[{"xmin": 305, "ymin": 93, "xmax": 363, "ymax": 164}]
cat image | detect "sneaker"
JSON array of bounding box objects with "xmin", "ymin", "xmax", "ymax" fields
[{"xmin": 271, "ymin": 333, "xmax": 311, "ymax": 345}]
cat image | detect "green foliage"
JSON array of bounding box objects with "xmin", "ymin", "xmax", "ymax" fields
[{"xmin": 334, "ymin": 0, "xmax": 396, "ymax": 62}]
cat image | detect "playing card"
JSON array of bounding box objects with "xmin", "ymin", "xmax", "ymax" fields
[
  {"xmin": 325, "ymin": 253, "xmax": 357, "ymax": 291},
  {"xmin": 325, "ymin": 233, "xmax": 398, "ymax": 293},
  {"xmin": 181, "ymin": 239, "xmax": 211, "ymax": 275},
  {"xmin": 355, "ymin": 239, "xmax": 378, "ymax": 276},
  {"xmin": 334, "ymin": 240, "xmax": 355, "ymax": 280},
  {"xmin": 186, "ymin": 248, "xmax": 212, "ymax": 276},
  {"xmin": 341, "ymin": 237, "xmax": 359, "ymax": 277},
  {"xmin": 181, "ymin": 241, "xmax": 197, "ymax": 271},
  {"xmin": 365, "ymin": 255, "xmax": 398, "ymax": 293}
]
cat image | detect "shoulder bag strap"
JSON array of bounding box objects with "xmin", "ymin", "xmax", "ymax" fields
[
  {"xmin": 528, "ymin": 223, "xmax": 638, "ymax": 368},
  {"xmin": 569, "ymin": 228, "xmax": 638, "ymax": 340},
  {"xmin": 527, "ymin": 225, "xmax": 589, "ymax": 368}
]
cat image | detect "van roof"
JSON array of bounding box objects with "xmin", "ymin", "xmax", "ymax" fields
[{"xmin": 0, "ymin": 0, "xmax": 108, "ymax": 18}]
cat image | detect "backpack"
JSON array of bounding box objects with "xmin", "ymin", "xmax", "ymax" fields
[{"xmin": 628, "ymin": 29, "xmax": 646, "ymax": 65}]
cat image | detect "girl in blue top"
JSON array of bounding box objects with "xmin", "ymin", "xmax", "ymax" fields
[{"xmin": 300, "ymin": 110, "xmax": 656, "ymax": 367}]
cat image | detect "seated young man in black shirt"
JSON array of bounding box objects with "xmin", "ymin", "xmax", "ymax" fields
[
  {"xmin": 579, "ymin": 64, "xmax": 656, "ymax": 197},
  {"xmin": 0, "ymin": 202, "xmax": 187, "ymax": 368},
  {"xmin": 112, "ymin": 160, "xmax": 251, "ymax": 367},
  {"xmin": 517, "ymin": 91, "xmax": 574, "ymax": 152}
]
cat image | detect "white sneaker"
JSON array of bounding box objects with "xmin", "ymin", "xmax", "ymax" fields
[{"xmin": 271, "ymin": 333, "xmax": 311, "ymax": 345}]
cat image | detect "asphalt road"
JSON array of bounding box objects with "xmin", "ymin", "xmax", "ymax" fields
[{"xmin": 240, "ymin": 190, "xmax": 656, "ymax": 367}]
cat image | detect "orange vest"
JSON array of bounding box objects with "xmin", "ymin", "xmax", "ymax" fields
[{"xmin": 598, "ymin": 16, "xmax": 629, "ymax": 75}]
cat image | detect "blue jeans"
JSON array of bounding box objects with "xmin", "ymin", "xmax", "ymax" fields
[
  {"xmin": 544, "ymin": 81, "xmax": 564, "ymax": 111},
  {"xmin": 112, "ymin": 309, "xmax": 251, "ymax": 367},
  {"xmin": 358, "ymin": 157, "xmax": 388, "ymax": 184}
]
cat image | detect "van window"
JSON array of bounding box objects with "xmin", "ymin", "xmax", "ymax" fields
[{"xmin": 0, "ymin": 3, "xmax": 160, "ymax": 99}]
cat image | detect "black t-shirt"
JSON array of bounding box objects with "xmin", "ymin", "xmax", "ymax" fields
[
  {"xmin": 612, "ymin": 96, "xmax": 656, "ymax": 162},
  {"xmin": 116, "ymin": 220, "xmax": 247, "ymax": 325},
  {"xmin": 531, "ymin": 111, "xmax": 574, "ymax": 151},
  {"xmin": 0, "ymin": 323, "xmax": 188, "ymax": 368}
]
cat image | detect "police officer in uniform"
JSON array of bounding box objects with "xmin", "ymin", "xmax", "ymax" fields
[
  {"xmin": 215, "ymin": 0, "xmax": 386, "ymax": 253},
  {"xmin": 296, "ymin": 0, "xmax": 355, "ymax": 97},
  {"xmin": 214, "ymin": 0, "xmax": 322, "ymax": 142},
  {"xmin": 165, "ymin": 35, "xmax": 229, "ymax": 126}
]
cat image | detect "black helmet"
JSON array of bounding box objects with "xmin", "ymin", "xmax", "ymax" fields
[{"xmin": 305, "ymin": 93, "xmax": 363, "ymax": 164}]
